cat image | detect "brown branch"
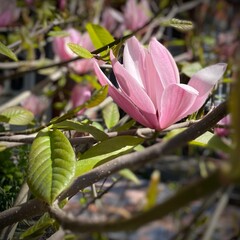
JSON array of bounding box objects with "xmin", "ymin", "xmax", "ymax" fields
[
  {"xmin": 49, "ymin": 169, "xmax": 230, "ymax": 233},
  {"xmin": 0, "ymin": 101, "xmax": 228, "ymax": 230},
  {"xmin": 0, "ymin": 199, "xmax": 48, "ymax": 230},
  {"xmin": 60, "ymin": 101, "xmax": 228, "ymax": 200}
]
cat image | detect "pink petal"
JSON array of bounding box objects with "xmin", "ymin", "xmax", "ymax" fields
[
  {"xmin": 93, "ymin": 62, "xmax": 157, "ymax": 128},
  {"xmin": 187, "ymin": 63, "xmax": 227, "ymax": 113},
  {"xmin": 111, "ymin": 52, "xmax": 157, "ymax": 117},
  {"xmin": 123, "ymin": 37, "xmax": 162, "ymax": 108},
  {"xmin": 123, "ymin": 37, "xmax": 145, "ymax": 88},
  {"xmin": 159, "ymin": 84, "xmax": 198, "ymax": 129},
  {"xmin": 149, "ymin": 38, "xmax": 180, "ymax": 87}
]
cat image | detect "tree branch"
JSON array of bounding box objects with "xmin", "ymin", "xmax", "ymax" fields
[
  {"xmin": 0, "ymin": 101, "xmax": 228, "ymax": 229},
  {"xmin": 49, "ymin": 169, "xmax": 230, "ymax": 232}
]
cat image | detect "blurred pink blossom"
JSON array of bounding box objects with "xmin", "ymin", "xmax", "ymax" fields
[
  {"xmin": 21, "ymin": 94, "xmax": 48, "ymax": 116},
  {"xmin": 123, "ymin": 0, "xmax": 151, "ymax": 31},
  {"xmin": 57, "ymin": 0, "xmax": 66, "ymax": 11},
  {"xmin": 53, "ymin": 28, "xmax": 95, "ymax": 74},
  {"xmin": 101, "ymin": 0, "xmax": 151, "ymax": 37},
  {"xmin": 71, "ymin": 84, "xmax": 91, "ymax": 115},
  {"xmin": 94, "ymin": 36, "xmax": 227, "ymax": 130},
  {"xmin": 0, "ymin": 0, "xmax": 20, "ymax": 27},
  {"xmin": 215, "ymin": 115, "xmax": 231, "ymax": 137}
]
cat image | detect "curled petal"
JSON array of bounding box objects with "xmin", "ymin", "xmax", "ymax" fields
[
  {"xmin": 187, "ymin": 63, "xmax": 227, "ymax": 113},
  {"xmin": 159, "ymin": 84, "xmax": 198, "ymax": 129}
]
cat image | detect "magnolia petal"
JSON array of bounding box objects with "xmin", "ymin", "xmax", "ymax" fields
[
  {"xmin": 123, "ymin": 37, "xmax": 146, "ymax": 88},
  {"xmin": 159, "ymin": 84, "xmax": 198, "ymax": 129},
  {"xmin": 187, "ymin": 63, "xmax": 227, "ymax": 113},
  {"xmin": 93, "ymin": 61, "xmax": 155, "ymax": 128},
  {"xmin": 123, "ymin": 37, "xmax": 161, "ymax": 108},
  {"xmin": 149, "ymin": 38, "xmax": 180, "ymax": 88},
  {"xmin": 111, "ymin": 52, "xmax": 157, "ymax": 116}
]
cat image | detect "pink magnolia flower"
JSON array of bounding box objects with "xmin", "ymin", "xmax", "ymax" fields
[
  {"xmin": 71, "ymin": 84, "xmax": 91, "ymax": 115},
  {"xmin": 101, "ymin": 0, "xmax": 151, "ymax": 37},
  {"xmin": 21, "ymin": 94, "xmax": 48, "ymax": 116},
  {"xmin": 53, "ymin": 28, "xmax": 95, "ymax": 74},
  {"xmin": 215, "ymin": 114, "xmax": 231, "ymax": 137},
  {"xmin": 94, "ymin": 36, "xmax": 227, "ymax": 130},
  {"xmin": 123, "ymin": 0, "xmax": 151, "ymax": 31},
  {"xmin": 0, "ymin": 0, "xmax": 20, "ymax": 27}
]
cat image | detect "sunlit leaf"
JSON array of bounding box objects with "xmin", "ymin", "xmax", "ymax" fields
[
  {"xmin": 102, "ymin": 102, "xmax": 120, "ymax": 129},
  {"xmin": 67, "ymin": 43, "xmax": 93, "ymax": 59},
  {"xmin": 86, "ymin": 23, "xmax": 114, "ymax": 58},
  {"xmin": 27, "ymin": 129, "xmax": 76, "ymax": 204},
  {"xmin": 0, "ymin": 41, "xmax": 18, "ymax": 61},
  {"xmin": 190, "ymin": 131, "xmax": 231, "ymax": 153},
  {"xmin": 53, "ymin": 120, "xmax": 108, "ymax": 141},
  {"xmin": 0, "ymin": 106, "xmax": 34, "ymax": 125},
  {"xmin": 75, "ymin": 136, "xmax": 144, "ymax": 176}
]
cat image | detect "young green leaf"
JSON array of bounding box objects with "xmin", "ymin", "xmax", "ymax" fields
[
  {"xmin": 20, "ymin": 213, "xmax": 55, "ymax": 239},
  {"xmin": 119, "ymin": 169, "xmax": 140, "ymax": 184},
  {"xmin": 190, "ymin": 131, "xmax": 231, "ymax": 153},
  {"xmin": 48, "ymin": 30, "xmax": 69, "ymax": 37},
  {"xmin": 27, "ymin": 129, "xmax": 76, "ymax": 204},
  {"xmin": 53, "ymin": 120, "xmax": 108, "ymax": 141},
  {"xmin": 50, "ymin": 86, "xmax": 108, "ymax": 124},
  {"xmin": 144, "ymin": 170, "xmax": 160, "ymax": 210},
  {"xmin": 102, "ymin": 102, "xmax": 120, "ymax": 129},
  {"xmin": 0, "ymin": 41, "xmax": 18, "ymax": 61},
  {"xmin": 162, "ymin": 18, "xmax": 194, "ymax": 32},
  {"xmin": 67, "ymin": 43, "xmax": 93, "ymax": 59},
  {"xmin": 75, "ymin": 136, "xmax": 144, "ymax": 176},
  {"xmin": 85, "ymin": 85, "xmax": 108, "ymax": 108},
  {"xmin": 0, "ymin": 106, "xmax": 34, "ymax": 125},
  {"xmin": 86, "ymin": 23, "xmax": 115, "ymax": 49},
  {"xmin": 86, "ymin": 23, "xmax": 114, "ymax": 58}
]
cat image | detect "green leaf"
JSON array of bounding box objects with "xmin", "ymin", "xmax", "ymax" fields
[
  {"xmin": 119, "ymin": 169, "xmax": 140, "ymax": 184},
  {"xmin": 182, "ymin": 62, "xmax": 202, "ymax": 77},
  {"xmin": 75, "ymin": 136, "xmax": 144, "ymax": 176},
  {"xmin": 0, "ymin": 143, "xmax": 6, "ymax": 152},
  {"xmin": 50, "ymin": 86, "xmax": 108, "ymax": 125},
  {"xmin": 102, "ymin": 102, "xmax": 120, "ymax": 129},
  {"xmin": 85, "ymin": 85, "xmax": 108, "ymax": 108},
  {"xmin": 190, "ymin": 131, "xmax": 231, "ymax": 153},
  {"xmin": 27, "ymin": 129, "xmax": 76, "ymax": 204},
  {"xmin": 0, "ymin": 106, "xmax": 34, "ymax": 125},
  {"xmin": 67, "ymin": 43, "xmax": 93, "ymax": 59},
  {"xmin": 0, "ymin": 41, "xmax": 18, "ymax": 61},
  {"xmin": 86, "ymin": 23, "xmax": 114, "ymax": 58},
  {"xmin": 163, "ymin": 18, "xmax": 194, "ymax": 32},
  {"xmin": 48, "ymin": 30, "xmax": 69, "ymax": 37},
  {"xmin": 144, "ymin": 170, "xmax": 160, "ymax": 210},
  {"xmin": 20, "ymin": 213, "xmax": 55, "ymax": 239},
  {"xmin": 53, "ymin": 120, "xmax": 108, "ymax": 141}
]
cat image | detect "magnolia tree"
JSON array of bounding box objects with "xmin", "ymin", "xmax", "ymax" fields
[{"xmin": 0, "ymin": 0, "xmax": 239, "ymax": 239}]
